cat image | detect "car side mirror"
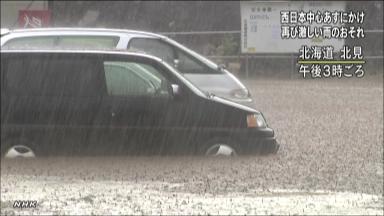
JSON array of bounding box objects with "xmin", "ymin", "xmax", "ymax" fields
[
  {"xmin": 218, "ymin": 64, "xmax": 226, "ymax": 71},
  {"xmin": 171, "ymin": 84, "xmax": 182, "ymax": 99}
]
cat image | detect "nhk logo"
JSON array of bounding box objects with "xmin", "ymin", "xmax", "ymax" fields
[{"xmin": 13, "ymin": 200, "xmax": 37, "ymax": 208}]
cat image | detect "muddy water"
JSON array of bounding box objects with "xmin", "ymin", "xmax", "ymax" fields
[
  {"xmin": 1, "ymin": 175, "xmax": 382, "ymax": 215},
  {"xmin": 1, "ymin": 79, "xmax": 383, "ymax": 215},
  {"xmin": 1, "ymin": 156, "xmax": 383, "ymax": 215}
]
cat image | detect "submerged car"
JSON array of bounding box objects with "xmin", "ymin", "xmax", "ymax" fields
[
  {"xmin": 0, "ymin": 28, "xmax": 253, "ymax": 107},
  {"xmin": 0, "ymin": 50, "xmax": 279, "ymax": 158}
]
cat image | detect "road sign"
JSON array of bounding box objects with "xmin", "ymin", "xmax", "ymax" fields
[{"xmin": 240, "ymin": 1, "xmax": 346, "ymax": 53}]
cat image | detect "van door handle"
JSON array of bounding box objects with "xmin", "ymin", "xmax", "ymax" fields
[{"xmin": 111, "ymin": 112, "xmax": 116, "ymax": 117}]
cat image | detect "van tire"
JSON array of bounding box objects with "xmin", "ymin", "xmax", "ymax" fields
[
  {"xmin": 1, "ymin": 138, "xmax": 37, "ymax": 159},
  {"xmin": 200, "ymin": 137, "xmax": 239, "ymax": 156}
]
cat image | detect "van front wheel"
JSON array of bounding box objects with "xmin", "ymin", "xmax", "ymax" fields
[
  {"xmin": 1, "ymin": 139, "xmax": 36, "ymax": 159},
  {"xmin": 201, "ymin": 137, "xmax": 239, "ymax": 156}
]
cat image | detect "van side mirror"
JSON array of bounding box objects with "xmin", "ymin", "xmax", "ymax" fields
[
  {"xmin": 218, "ymin": 64, "xmax": 226, "ymax": 71},
  {"xmin": 171, "ymin": 84, "xmax": 182, "ymax": 99}
]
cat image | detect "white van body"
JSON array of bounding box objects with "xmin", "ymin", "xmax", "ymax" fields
[{"xmin": 1, "ymin": 28, "xmax": 253, "ymax": 106}]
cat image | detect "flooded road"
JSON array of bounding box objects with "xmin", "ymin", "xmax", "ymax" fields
[
  {"xmin": 1, "ymin": 79, "xmax": 383, "ymax": 215},
  {"xmin": 1, "ymin": 174, "xmax": 382, "ymax": 215},
  {"xmin": 1, "ymin": 156, "xmax": 383, "ymax": 215}
]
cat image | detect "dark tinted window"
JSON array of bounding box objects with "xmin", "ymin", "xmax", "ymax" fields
[{"xmin": 5, "ymin": 55, "xmax": 103, "ymax": 97}]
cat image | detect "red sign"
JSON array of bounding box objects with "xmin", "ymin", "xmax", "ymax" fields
[{"xmin": 18, "ymin": 10, "xmax": 51, "ymax": 28}]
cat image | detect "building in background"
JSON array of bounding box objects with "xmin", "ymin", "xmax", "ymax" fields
[{"xmin": 1, "ymin": 1, "xmax": 49, "ymax": 28}]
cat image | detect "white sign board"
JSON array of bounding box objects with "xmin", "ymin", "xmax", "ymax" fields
[{"xmin": 240, "ymin": 1, "xmax": 346, "ymax": 53}]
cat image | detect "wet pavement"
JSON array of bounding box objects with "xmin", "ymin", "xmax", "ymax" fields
[{"xmin": 1, "ymin": 78, "xmax": 383, "ymax": 215}]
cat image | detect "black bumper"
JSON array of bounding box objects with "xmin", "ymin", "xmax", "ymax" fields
[{"xmin": 236, "ymin": 127, "xmax": 280, "ymax": 154}]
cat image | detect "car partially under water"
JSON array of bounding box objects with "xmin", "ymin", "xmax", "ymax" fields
[{"xmin": 0, "ymin": 50, "xmax": 279, "ymax": 158}]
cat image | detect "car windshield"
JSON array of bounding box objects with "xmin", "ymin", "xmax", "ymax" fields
[
  {"xmin": 159, "ymin": 59, "xmax": 208, "ymax": 98},
  {"xmin": 128, "ymin": 37, "xmax": 224, "ymax": 74},
  {"xmin": 164, "ymin": 37, "xmax": 220, "ymax": 70}
]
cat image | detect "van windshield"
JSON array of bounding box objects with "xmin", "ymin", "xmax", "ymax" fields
[
  {"xmin": 129, "ymin": 37, "xmax": 223, "ymax": 75},
  {"xmin": 164, "ymin": 37, "xmax": 220, "ymax": 70}
]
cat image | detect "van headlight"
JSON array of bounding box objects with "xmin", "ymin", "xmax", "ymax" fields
[
  {"xmin": 247, "ymin": 113, "xmax": 267, "ymax": 128},
  {"xmin": 231, "ymin": 88, "xmax": 250, "ymax": 99}
]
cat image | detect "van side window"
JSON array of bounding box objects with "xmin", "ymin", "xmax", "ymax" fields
[
  {"xmin": 5, "ymin": 55, "xmax": 102, "ymax": 97},
  {"xmin": 57, "ymin": 36, "xmax": 119, "ymax": 49},
  {"xmin": 3, "ymin": 36, "xmax": 119, "ymax": 50},
  {"xmin": 128, "ymin": 38, "xmax": 175, "ymax": 66},
  {"xmin": 103, "ymin": 61, "xmax": 170, "ymax": 97},
  {"xmin": 2, "ymin": 36, "xmax": 57, "ymax": 49}
]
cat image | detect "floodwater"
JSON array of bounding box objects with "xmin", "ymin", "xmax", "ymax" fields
[
  {"xmin": 1, "ymin": 78, "xmax": 383, "ymax": 215},
  {"xmin": 1, "ymin": 172, "xmax": 382, "ymax": 215},
  {"xmin": 1, "ymin": 156, "xmax": 383, "ymax": 215}
]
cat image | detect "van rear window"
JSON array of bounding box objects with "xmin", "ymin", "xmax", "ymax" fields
[
  {"xmin": 5, "ymin": 55, "xmax": 103, "ymax": 97},
  {"xmin": 3, "ymin": 36, "xmax": 119, "ymax": 49}
]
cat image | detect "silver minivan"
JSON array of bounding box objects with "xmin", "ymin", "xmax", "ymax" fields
[{"xmin": 1, "ymin": 28, "xmax": 253, "ymax": 106}]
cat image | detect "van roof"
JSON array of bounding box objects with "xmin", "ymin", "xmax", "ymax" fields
[
  {"xmin": 1, "ymin": 28, "xmax": 10, "ymax": 36},
  {"xmin": 7, "ymin": 28, "xmax": 166, "ymax": 39},
  {"xmin": 0, "ymin": 49, "xmax": 163, "ymax": 62}
]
